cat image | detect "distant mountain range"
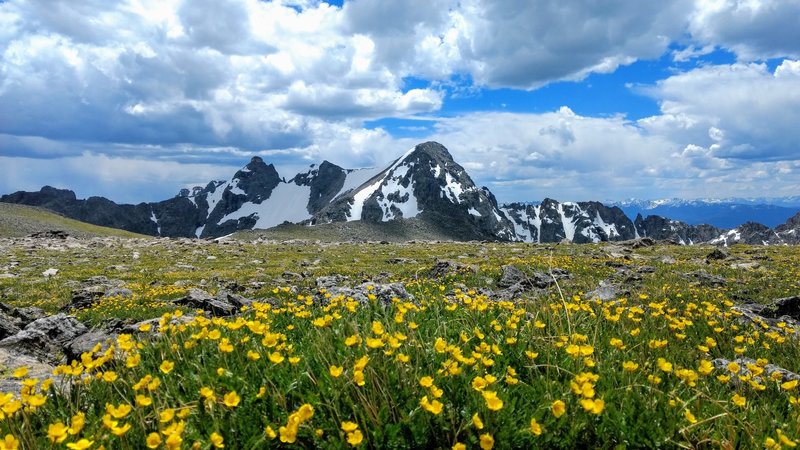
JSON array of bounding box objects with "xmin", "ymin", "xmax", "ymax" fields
[
  {"xmin": 2, "ymin": 141, "xmax": 799, "ymax": 245},
  {"xmin": 611, "ymin": 198, "xmax": 800, "ymax": 229}
]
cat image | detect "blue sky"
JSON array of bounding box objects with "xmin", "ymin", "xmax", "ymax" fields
[{"xmin": 0, "ymin": 0, "xmax": 799, "ymax": 204}]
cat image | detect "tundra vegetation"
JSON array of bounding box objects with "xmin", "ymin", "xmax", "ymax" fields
[{"xmin": 1, "ymin": 234, "xmax": 799, "ymax": 449}]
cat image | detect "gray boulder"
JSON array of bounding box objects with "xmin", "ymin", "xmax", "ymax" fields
[
  {"xmin": 171, "ymin": 288, "xmax": 237, "ymax": 316},
  {"xmin": 0, "ymin": 314, "xmax": 88, "ymax": 362},
  {"xmin": 65, "ymin": 329, "xmax": 116, "ymax": 361},
  {"xmin": 429, "ymin": 259, "xmax": 478, "ymax": 278}
]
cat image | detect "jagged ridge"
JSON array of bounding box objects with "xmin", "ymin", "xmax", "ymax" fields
[{"xmin": 2, "ymin": 141, "xmax": 799, "ymax": 244}]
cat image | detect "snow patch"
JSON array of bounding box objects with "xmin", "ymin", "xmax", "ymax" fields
[
  {"xmin": 347, "ymin": 147, "xmax": 415, "ymax": 221},
  {"xmin": 229, "ymin": 178, "xmax": 246, "ymax": 196},
  {"xmin": 557, "ymin": 203, "xmax": 578, "ymax": 242},
  {"xmin": 468, "ymin": 207, "xmax": 481, "ymax": 217},
  {"xmin": 593, "ymin": 212, "xmax": 619, "ymax": 240},
  {"xmin": 334, "ymin": 166, "xmax": 385, "ymax": 200},
  {"xmin": 195, "ymin": 225, "xmax": 205, "ymax": 238},
  {"xmin": 219, "ymin": 183, "xmax": 312, "ymax": 229},
  {"xmin": 375, "ymin": 165, "xmax": 420, "ymax": 220},
  {"xmin": 150, "ymin": 209, "xmax": 161, "ymax": 236},
  {"xmin": 442, "ymin": 172, "xmax": 464, "ymax": 204},
  {"xmin": 205, "ymin": 182, "xmax": 228, "ymax": 217}
]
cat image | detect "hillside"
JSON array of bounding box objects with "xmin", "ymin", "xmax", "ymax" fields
[
  {"xmin": 0, "ymin": 203, "xmax": 146, "ymax": 238},
  {"xmin": 235, "ymin": 217, "xmax": 469, "ymax": 243}
]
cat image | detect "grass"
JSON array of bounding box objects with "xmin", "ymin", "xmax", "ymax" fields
[
  {"xmin": 1, "ymin": 239, "xmax": 800, "ymax": 449},
  {"xmin": 0, "ymin": 203, "xmax": 146, "ymax": 239}
]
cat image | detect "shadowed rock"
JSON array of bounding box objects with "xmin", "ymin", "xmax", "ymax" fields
[{"xmin": 0, "ymin": 314, "xmax": 88, "ymax": 363}]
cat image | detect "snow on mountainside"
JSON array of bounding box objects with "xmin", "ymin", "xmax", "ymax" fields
[
  {"xmin": 501, "ymin": 199, "xmax": 636, "ymax": 243},
  {"xmin": 3, "ymin": 141, "xmax": 799, "ymax": 244},
  {"xmin": 312, "ymin": 142, "xmax": 517, "ymax": 241}
]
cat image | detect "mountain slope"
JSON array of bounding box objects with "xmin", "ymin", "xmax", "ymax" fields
[
  {"xmin": 3, "ymin": 141, "xmax": 799, "ymax": 244},
  {"xmin": 0, "ymin": 203, "xmax": 145, "ymax": 238},
  {"xmin": 312, "ymin": 142, "xmax": 516, "ymax": 241},
  {"xmin": 501, "ymin": 199, "xmax": 637, "ymax": 243}
]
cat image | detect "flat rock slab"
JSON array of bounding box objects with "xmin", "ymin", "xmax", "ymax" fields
[{"xmin": 0, "ymin": 348, "xmax": 58, "ymax": 396}]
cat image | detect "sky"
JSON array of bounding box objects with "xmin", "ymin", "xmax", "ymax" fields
[{"xmin": 0, "ymin": 0, "xmax": 799, "ymax": 205}]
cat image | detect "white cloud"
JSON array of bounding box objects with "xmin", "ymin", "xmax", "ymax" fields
[
  {"xmin": 0, "ymin": 153, "xmax": 235, "ymax": 203},
  {"xmin": 643, "ymin": 60, "xmax": 800, "ymax": 162},
  {"xmin": 689, "ymin": 0, "xmax": 800, "ymax": 60},
  {"xmin": 1, "ymin": 0, "xmax": 799, "ymax": 205}
]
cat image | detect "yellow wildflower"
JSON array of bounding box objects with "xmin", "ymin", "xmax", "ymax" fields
[
  {"xmin": 419, "ymin": 376, "xmax": 434, "ymax": 388},
  {"xmin": 482, "ymin": 391, "xmax": 504, "ymax": 411},
  {"xmin": 479, "ymin": 433, "xmax": 494, "ymax": 450},
  {"xmin": 146, "ymin": 433, "xmax": 162, "ymax": 449},
  {"xmin": 530, "ymin": 418, "xmax": 543, "ymax": 436},
  {"xmin": 66, "ymin": 439, "xmax": 93, "ymax": 450},
  {"xmin": 223, "ymin": 391, "xmax": 241, "ymax": 408},
  {"xmin": 160, "ymin": 360, "xmax": 174, "ymax": 374},
  {"xmin": 210, "ymin": 432, "xmax": 224, "ymax": 448},
  {"xmin": 551, "ymin": 400, "xmax": 566, "ymax": 418},
  {"xmin": 48, "ymin": 422, "xmax": 69, "ymax": 443},
  {"xmin": 472, "ymin": 413, "xmax": 484, "ymax": 429}
]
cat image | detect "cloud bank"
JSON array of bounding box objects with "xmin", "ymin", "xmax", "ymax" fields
[{"xmin": 0, "ymin": 0, "xmax": 798, "ymax": 203}]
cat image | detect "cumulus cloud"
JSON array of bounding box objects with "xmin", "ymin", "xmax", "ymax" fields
[
  {"xmin": 642, "ymin": 60, "xmax": 800, "ymax": 162},
  {"xmin": 1, "ymin": 0, "xmax": 799, "ymax": 204},
  {"xmin": 0, "ymin": 153, "xmax": 235, "ymax": 203},
  {"xmin": 689, "ymin": 0, "xmax": 800, "ymax": 60}
]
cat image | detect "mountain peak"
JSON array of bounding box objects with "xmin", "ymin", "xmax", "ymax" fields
[{"xmin": 410, "ymin": 141, "xmax": 453, "ymax": 160}]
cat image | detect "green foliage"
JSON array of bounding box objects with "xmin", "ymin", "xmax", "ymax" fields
[{"xmin": 1, "ymin": 239, "xmax": 800, "ymax": 449}]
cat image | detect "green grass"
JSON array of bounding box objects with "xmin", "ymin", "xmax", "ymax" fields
[
  {"xmin": 1, "ymin": 239, "xmax": 800, "ymax": 449},
  {"xmin": 0, "ymin": 203, "xmax": 146, "ymax": 238}
]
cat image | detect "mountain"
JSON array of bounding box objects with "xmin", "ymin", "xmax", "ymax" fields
[
  {"xmin": 1, "ymin": 142, "xmax": 515, "ymax": 241},
  {"xmin": 613, "ymin": 198, "xmax": 800, "ymax": 229},
  {"xmin": 500, "ymin": 199, "xmax": 637, "ymax": 243},
  {"xmin": 310, "ymin": 142, "xmax": 516, "ymax": 241},
  {"xmin": 0, "ymin": 203, "xmax": 146, "ymax": 238},
  {"xmin": 3, "ymin": 141, "xmax": 800, "ymax": 245}
]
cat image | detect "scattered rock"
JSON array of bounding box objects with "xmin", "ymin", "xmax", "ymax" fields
[
  {"xmin": 730, "ymin": 262, "xmax": 760, "ymax": 270},
  {"xmin": 585, "ymin": 282, "xmax": 630, "ymax": 302},
  {"xmin": 660, "ymin": 256, "xmax": 677, "ymax": 265},
  {"xmin": 316, "ymin": 275, "xmax": 350, "ymax": 290},
  {"xmin": 387, "ymin": 258, "xmax": 416, "ymax": 264},
  {"xmin": 322, "ymin": 282, "xmax": 414, "ymax": 305},
  {"xmin": 0, "ymin": 311, "xmax": 21, "ymax": 340},
  {"xmin": 683, "ymin": 271, "xmax": 727, "ymax": 287},
  {"xmin": 123, "ymin": 314, "xmax": 195, "ymax": 334},
  {"xmin": 64, "ymin": 329, "xmax": 116, "ymax": 361},
  {"xmin": 64, "ymin": 277, "xmax": 129, "ymax": 311},
  {"xmin": 497, "ymin": 265, "xmax": 527, "ymax": 288},
  {"xmin": 620, "ymin": 237, "xmax": 656, "ymax": 248},
  {"xmin": 29, "ymin": 230, "xmax": 69, "ymax": 239},
  {"xmin": 706, "ymin": 248, "xmax": 730, "ymax": 261},
  {"xmin": 281, "ymin": 271, "xmax": 304, "ymax": 281},
  {"xmin": 215, "ymin": 290, "xmax": 254, "ymax": 309},
  {"xmin": 0, "ymin": 313, "xmax": 88, "ymax": 363},
  {"xmin": 637, "ymin": 266, "xmax": 657, "ymax": 274},
  {"xmin": 429, "ymin": 259, "xmax": 478, "ymax": 278},
  {"xmin": 42, "ymin": 268, "xmax": 59, "ymax": 277},
  {"xmin": 0, "ymin": 348, "xmax": 59, "ymax": 395},
  {"xmin": 712, "ymin": 357, "xmax": 800, "ymax": 383},
  {"xmin": 773, "ymin": 296, "xmax": 800, "ymax": 319},
  {"xmin": 171, "ymin": 288, "xmax": 238, "ymax": 316}
]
